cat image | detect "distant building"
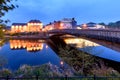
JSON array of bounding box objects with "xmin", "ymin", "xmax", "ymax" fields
[
  {"xmin": 81, "ymin": 24, "xmax": 88, "ymax": 29},
  {"xmin": 45, "ymin": 21, "xmax": 64, "ymax": 30},
  {"xmin": 54, "ymin": 21, "xmax": 63, "ymax": 29},
  {"xmin": 96, "ymin": 24, "xmax": 105, "ymax": 29},
  {"xmin": 61, "ymin": 18, "xmax": 77, "ymax": 29},
  {"xmin": 11, "ymin": 20, "xmax": 43, "ymax": 33},
  {"xmin": 81, "ymin": 22, "xmax": 105, "ymax": 29},
  {"xmin": 76, "ymin": 25, "xmax": 82, "ymax": 29},
  {"xmin": 44, "ymin": 18, "xmax": 77, "ymax": 30},
  {"xmin": 44, "ymin": 22, "xmax": 54, "ymax": 31}
]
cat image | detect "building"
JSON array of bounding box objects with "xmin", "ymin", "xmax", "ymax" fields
[
  {"xmin": 45, "ymin": 21, "xmax": 64, "ymax": 30},
  {"xmin": 54, "ymin": 21, "xmax": 64, "ymax": 29},
  {"xmin": 11, "ymin": 20, "xmax": 43, "ymax": 33},
  {"xmin": 44, "ymin": 18, "xmax": 77, "ymax": 30},
  {"xmin": 61, "ymin": 18, "xmax": 77, "ymax": 29},
  {"xmin": 44, "ymin": 22, "xmax": 54, "ymax": 31},
  {"xmin": 81, "ymin": 22, "xmax": 105, "ymax": 29}
]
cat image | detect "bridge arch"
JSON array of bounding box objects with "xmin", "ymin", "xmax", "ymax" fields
[{"xmin": 48, "ymin": 29, "xmax": 120, "ymax": 52}]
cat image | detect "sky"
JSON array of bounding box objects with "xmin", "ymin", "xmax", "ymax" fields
[{"xmin": 2, "ymin": 0, "xmax": 120, "ymax": 26}]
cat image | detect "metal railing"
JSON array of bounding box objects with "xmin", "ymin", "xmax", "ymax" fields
[{"xmin": 0, "ymin": 76, "xmax": 120, "ymax": 80}]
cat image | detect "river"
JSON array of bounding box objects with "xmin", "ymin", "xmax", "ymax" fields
[{"xmin": 0, "ymin": 37, "xmax": 120, "ymax": 71}]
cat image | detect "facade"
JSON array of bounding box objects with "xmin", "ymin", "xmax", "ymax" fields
[
  {"xmin": 54, "ymin": 21, "xmax": 64, "ymax": 29},
  {"xmin": 61, "ymin": 18, "xmax": 77, "ymax": 29},
  {"xmin": 81, "ymin": 22, "xmax": 105, "ymax": 29},
  {"xmin": 44, "ymin": 21, "xmax": 64, "ymax": 30},
  {"xmin": 11, "ymin": 20, "xmax": 43, "ymax": 33},
  {"xmin": 44, "ymin": 22, "xmax": 54, "ymax": 31},
  {"xmin": 44, "ymin": 18, "xmax": 77, "ymax": 30}
]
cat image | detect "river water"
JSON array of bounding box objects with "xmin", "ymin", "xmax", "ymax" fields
[
  {"xmin": 0, "ymin": 38, "xmax": 120, "ymax": 71},
  {"xmin": 0, "ymin": 40, "xmax": 61, "ymax": 70},
  {"xmin": 64, "ymin": 38, "xmax": 120, "ymax": 62}
]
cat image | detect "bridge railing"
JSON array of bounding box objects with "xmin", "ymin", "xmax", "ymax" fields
[{"xmin": 48, "ymin": 29, "xmax": 120, "ymax": 43}]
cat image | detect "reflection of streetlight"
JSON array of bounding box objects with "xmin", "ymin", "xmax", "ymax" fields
[
  {"xmin": 60, "ymin": 60, "xmax": 64, "ymax": 70},
  {"xmin": 60, "ymin": 60, "xmax": 68, "ymax": 77},
  {"xmin": 45, "ymin": 45, "xmax": 48, "ymax": 54},
  {"xmin": 60, "ymin": 60, "xmax": 64, "ymax": 74},
  {"xmin": 0, "ymin": 47, "xmax": 2, "ymax": 50},
  {"xmin": 60, "ymin": 60, "xmax": 64, "ymax": 65},
  {"xmin": 46, "ymin": 45, "xmax": 48, "ymax": 49}
]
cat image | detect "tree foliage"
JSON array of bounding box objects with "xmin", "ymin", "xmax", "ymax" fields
[
  {"xmin": 0, "ymin": 0, "xmax": 18, "ymax": 23},
  {"xmin": 0, "ymin": 24, "xmax": 6, "ymax": 39},
  {"xmin": 108, "ymin": 21, "xmax": 120, "ymax": 28},
  {"xmin": 58, "ymin": 44, "xmax": 120, "ymax": 76},
  {"xmin": 98, "ymin": 22, "xmax": 106, "ymax": 26}
]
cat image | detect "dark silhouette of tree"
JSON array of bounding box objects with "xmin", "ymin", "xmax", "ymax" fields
[
  {"xmin": 0, "ymin": 0, "xmax": 18, "ymax": 23},
  {"xmin": 108, "ymin": 21, "xmax": 120, "ymax": 28},
  {"xmin": 0, "ymin": 24, "xmax": 6, "ymax": 39},
  {"xmin": 98, "ymin": 22, "xmax": 106, "ymax": 26}
]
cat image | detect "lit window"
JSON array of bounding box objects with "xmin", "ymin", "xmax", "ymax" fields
[
  {"xmin": 16, "ymin": 26, "xmax": 18, "ymax": 28},
  {"xmin": 12, "ymin": 26, "xmax": 14, "ymax": 29}
]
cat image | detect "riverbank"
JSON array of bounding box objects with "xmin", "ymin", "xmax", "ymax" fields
[{"xmin": 0, "ymin": 62, "xmax": 75, "ymax": 77}]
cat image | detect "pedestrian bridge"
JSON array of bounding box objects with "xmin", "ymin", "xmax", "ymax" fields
[
  {"xmin": 48, "ymin": 29, "xmax": 120, "ymax": 52},
  {"xmin": 9, "ymin": 29, "xmax": 120, "ymax": 52}
]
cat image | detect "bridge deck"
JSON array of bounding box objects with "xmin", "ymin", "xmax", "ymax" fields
[{"xmin": 48, "ymin": 29, "xmax": 120, "ymax": 43}]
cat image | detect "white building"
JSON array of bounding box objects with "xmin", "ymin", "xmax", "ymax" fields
[
  {"xmin": 61, "ymin": 18, "xmax": 77, "ymax": 29},
  {"xmin": 82, "ymin": 22, "xmax": 105, "ymax": 29}
]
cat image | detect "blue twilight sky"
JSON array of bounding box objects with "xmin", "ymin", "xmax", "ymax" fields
[{"xmin": 2, "ymin": 0, "xmax": 120, "ymax": 26}]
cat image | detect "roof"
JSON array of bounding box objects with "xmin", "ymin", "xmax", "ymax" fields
[
  {"xmin": 87, "ymin": 22, "xmax": 96, "ymax": 27},
  {"xmin": 12, "ymin": 23, "xmax": 27, "ymax": 26},
  {"xmin": 28, "ymin": 20, "xmax": 42, "ymax": 23}
]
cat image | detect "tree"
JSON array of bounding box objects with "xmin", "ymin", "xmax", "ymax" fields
[
  {"xmin": 108, "ymin": 21, "xmax": 120, "ymax": 28},
  {"xmin": 0, "ymin": 0, "xmax": 18, "ymax": 23},
  {"xmin": 58, "ymin": 44, "xmax": 96, "ymax": 76},
  {"xmin": 0, "ymin": 24, "xmax": 6, "ymax": 39},
  {"xmin": 98, "ymin": 22, "xmax": 106, "ymax": 26}
]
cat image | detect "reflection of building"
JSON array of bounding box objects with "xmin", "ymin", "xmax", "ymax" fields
[
  {"xmin": 10, "ymin": 40, "xmax": 44, "ymax": 51},
  {"xmin": 64, "ymin": 38, "xmax": 99, "ymax": 48},
  {"xmin": 11, "ymin": 20, "xmax": 43, "ymax": 33}
]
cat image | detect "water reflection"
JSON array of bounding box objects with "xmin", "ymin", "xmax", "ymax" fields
[
  {"xmin": 0, "ymin": 39, "xmax": 5, "ymax": 47},
  {"xmin": 10, "ymin": 40, "xmax": 44, "ymax": 51},
  {"xmin": 63, "ymin": 37, "xmax": 120, "ymax": 62},
  {"xmin": 64, "ymin": 38, "xmax": 99, "ymax": 48},
  {"xmin": 0, "ymin": 39, "xmax": 61, "ymax": 70}
]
